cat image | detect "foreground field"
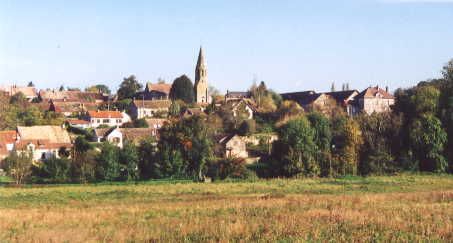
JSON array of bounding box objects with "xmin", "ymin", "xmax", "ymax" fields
[{"xmin": 0, "ymin": 174, "xmax": 452, "ymax": 242}]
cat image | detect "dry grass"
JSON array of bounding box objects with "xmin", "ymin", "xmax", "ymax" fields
[{"xmin": 0, "ymin": 174, "xmax": 452, "ymax": 242}]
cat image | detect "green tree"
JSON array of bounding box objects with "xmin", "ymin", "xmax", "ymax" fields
[
  {"xmin": 270, "ymin": 116, "xmax": 318, "ymax": 177},
  {"xmin": 331, "ymin": 115, "xmax": 363, "ymax": 176},
  {"xmin": 96, "ymin": 142, "xmax": 121, "ymax": 181},
  {"xmin": 85, "ymin": 84, "xmax": 111, "ymax": 94},
  {"xmin": 3, "ymin": 151, "xmax": 33, "ymax": 184},
  {"xmin": 307, "ymin": 112, "xmax": 332, "ymax": 177},
  {"xmin": 72, "ymin": 136, "xmax": 96, "ymax": 183},
  {"xmin": 38, "ymin": 156, "xmax": 71, "ymax": 183},
  {"xmin": 119, "ymin": 142, "xmax": 139, "ymax": 181},
  {"xmin": 357, "ymin": 113, "xmax": 403, "ymax": 175},
  {"xmin": 410, "ymin": 115, "xmax": 447, "ymax": 172},
  {"xmin": 411, "ymin": 85, "xmax": 440, "ymax": 115},
  {"xmin": 169, "ymin": 75, "xmax": 195, "ymax": 103},
  {"xmin": 169, "ymin": 101, "xmax": 181, "ymax": 117},
  {"xmin": 117, "ymin": 75, "xmax": 142, "ymax": 100},
  {"xmin": 158, "ymin": 115, "xmax": 214, "ymax": 180}
]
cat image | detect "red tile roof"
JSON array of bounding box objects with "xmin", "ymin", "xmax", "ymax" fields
[
  {"xmin": 0, "ymin": 131, "xmax": 17, "ymax": 144},
  {"xmin": 88, "ymin": 110, "xmax": 123, "ymax": 119},
  {"xmin": 0, "ymin": 131, "xmax": 17, "ymax": 158},
  {"xmin": 67, "ymin": 119, "xmax": 90, "ymax": 125}
]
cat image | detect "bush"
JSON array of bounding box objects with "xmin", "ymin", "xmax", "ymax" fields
[
  {"xmin": 34, "ymin": 156, "xmax": 71, "ymax": 183},
  {"xmin": 208, "ymin": 158, "xmax": 249, "ymax": 180}
]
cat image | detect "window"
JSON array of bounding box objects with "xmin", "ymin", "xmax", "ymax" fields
[
  {"xmin": 97, "ymin": 119, "xmax": 100, "ymax": 123},
  {"xmin": 103, "ymin": 119, "xmax": 110, "ymax": 123},
  {"xmin": 116, "ymin": 119, "xmax": 122, "ymax": 123},
  {"xmin": 41, "ymin": 152, "xmax": 46, "ymax": 160}
]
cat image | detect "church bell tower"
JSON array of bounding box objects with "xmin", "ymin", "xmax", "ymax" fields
[{"xmin": 194, "ymin": 46, "xmax": 209, "ymax": 103}]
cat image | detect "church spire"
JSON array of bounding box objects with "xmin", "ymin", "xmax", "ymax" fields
[
  {"xmin": 196, "ymin": 46, "xmax": 206, "ymax": 68},
  {"xmin": 194, "ymin": 46, "xmax": 209, "ymax": 103}
]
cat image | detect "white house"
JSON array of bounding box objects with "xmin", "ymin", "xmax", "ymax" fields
[
  {"xmin": 87, "ymin": 110, "xmax": 130, "ymax": 128},
  {"xmin": 15, "ymin": 126, "xmax": 72, "ymax": 161},
  {"xmin": 93, "ymin": 127, "xmax": 156, "ymax": 148}
]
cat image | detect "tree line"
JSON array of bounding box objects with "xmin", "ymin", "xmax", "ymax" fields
[{"xmin": 1, "ymin": 59, "xmax": 453, "ymax": 184}]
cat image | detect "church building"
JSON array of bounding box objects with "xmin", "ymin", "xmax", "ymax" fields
[{"xmin": 194, "ymin": 47, "xmax": 210, "ymax": 103}]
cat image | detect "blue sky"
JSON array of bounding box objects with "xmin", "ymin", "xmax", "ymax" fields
[{"xmin": 1, "ymin": 0, "xmax": 452, "ymax": 93}]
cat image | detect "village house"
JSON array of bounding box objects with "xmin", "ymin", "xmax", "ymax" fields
[
  {"xmin": 180, "ymin": 107, "xmax": 206, "ymax": 118},
  {"xmin": 0, "ymin": 85, "xmax": 38, "ymax": 101},
  {"xmin": 49, "ymin": 100, "xmax": 98, "ymax": 117},
  {"xmin": 14, "ymin": 126, "xmax": 72, "ymax": 161},
  {"xmin": 38, "ymin": 90, "xmax": 108, "ymax": 103},
  {"xmin": 66, "ymin": 119, "xmax": 91, "ymax": 129},
  {"xmin": 324, "ymin": 90, "xmax": 360, "ymax": 116},
  {"xmin": 129, "ymin": 100, "xmax": 172, "ymax": 119},
  {"xmin": 146, "ymin": 118, "xmax": 168, "ymax": 132},
  {"xmin": 0, "ymin": 131, "xmax": 17, "ymax": 161},
  {"xmin": 281, "ymin": 91, "xmax": 337, "ymax": 115},
  {"xmin": 86, "ymin": 110, "xmax": 130, "ymax": 128},
  {"xmin": 225, "ymin": 91, "xmax": 252, "ymax": 102},
  {"xmin": 93, "ymin": 127, "xmax": 156, "ymax": 148},
  {"xmin": 227, "ymin": 99, "xmax": 256, "ymax": 120},
  {"xmin": 135, "ymin": 82, "xmax": 172, "ymax": 100},
  {"xmin": 219, "ymin": 134, "xmax": 249, "ymax": 159},
  {"xmin": 355, "ymin": 86, "xmax": 394, "ymax": 114}
]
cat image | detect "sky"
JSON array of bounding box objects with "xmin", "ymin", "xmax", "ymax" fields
[{"xmin": 1, "ymin": 0, "xmax": 453, "ymax": 93}]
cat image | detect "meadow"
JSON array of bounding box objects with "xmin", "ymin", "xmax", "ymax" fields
[{"xmin": 0, "ymin": 174, "xmax": 452, "ymax": 242}]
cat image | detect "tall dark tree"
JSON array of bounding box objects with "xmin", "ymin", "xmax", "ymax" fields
[
  {"xmin": 169, "ymin": 75, "xmax": 195, "ymax": 103},
  {"xmin": 117, "ymin": 75, "xmax": 142, "ymax": 100}
]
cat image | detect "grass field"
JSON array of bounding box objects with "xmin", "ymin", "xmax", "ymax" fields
[{"xmin": 0, "ymin": 174, "xmax": 452, "ymax": 242}]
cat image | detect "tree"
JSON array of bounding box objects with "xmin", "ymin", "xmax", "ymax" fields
[
  {"xmin": 238, "ymin": 119, "xmax": 256, "ymax": 136},
  {"xmin": 72, "ymin": 136, "xmax": 95, "ymax": 183},
  {"xmin": 169, "ymin": 75, "xmax": 195, "ymax": 103},
  {"xmin": 269, "ymin": 116, "xmax": 318, "ymax": 177},
  {"xmin": 96, "ymin": 142, "xmax": 121, "ymax": 181},
  {"xmin": 307, "ymin": 112, "xmax": 332, "ymax": 177},
  {"xmin": 3, "ymin": 151, "xmax": 33, "ymax": 184},
  {"xmin": 117, "ymin": 75, "xmax": 142, "ymax": 100},
  {"xmin": 440, "ymin": 59, "xmax": 453, "ymax": 171},
  {"xmin": 168, "ymin": 101, "xmax": 181, "ymax": 117},
  {"xmin": 9, "ymin": 92, "xmax": 28, "ymax": 106},
  {"xmin": 411, "ymin": 85, "xmax": 440, "ymax": 115},
  {"xmin": 119, "ymin": 142, "xmax": 139, "ymax": 181},
  {"xmin": 410, "ymin": 115, "xmax": 447, "ymax": 172},
  {"xmin": 357, "ymin": 113, "xmax": 403, "ymax": 175},
  {"xmin": 158, "ymin": 115, "xmax": 214, "ymax": 180},
  {"xmin": 331, "ymin": 115, "xmax": 363, "ymax": 176},
  {"xmin": 38, "ymin": 156, "xmax": 71, "ymax": 183},
  {"xmin": 27, "ymin": 81, "xmax": 34, "ymax": 87},
  {"xmin": 85, "ymin": 84, "xmax": 111, "ymax": 94}
]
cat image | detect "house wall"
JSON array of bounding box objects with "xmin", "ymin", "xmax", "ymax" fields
[
  {"xmin": 106, "ymin": 129, "xmax": 123, "ymax": 148},
  {"xmin": 89, "ymin": 117, "xmax": 124, "ymax": 128},
  {"xmin": 360, "ymin": 98, "xmax": 394, "ymax": 114},
  {"xmin": 225, "ymin": 136, "xmax": 248, "ymax": 158},
  {"xmin": 136, "ymin": 107, "xmax": 169, "ymax": 119}
]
